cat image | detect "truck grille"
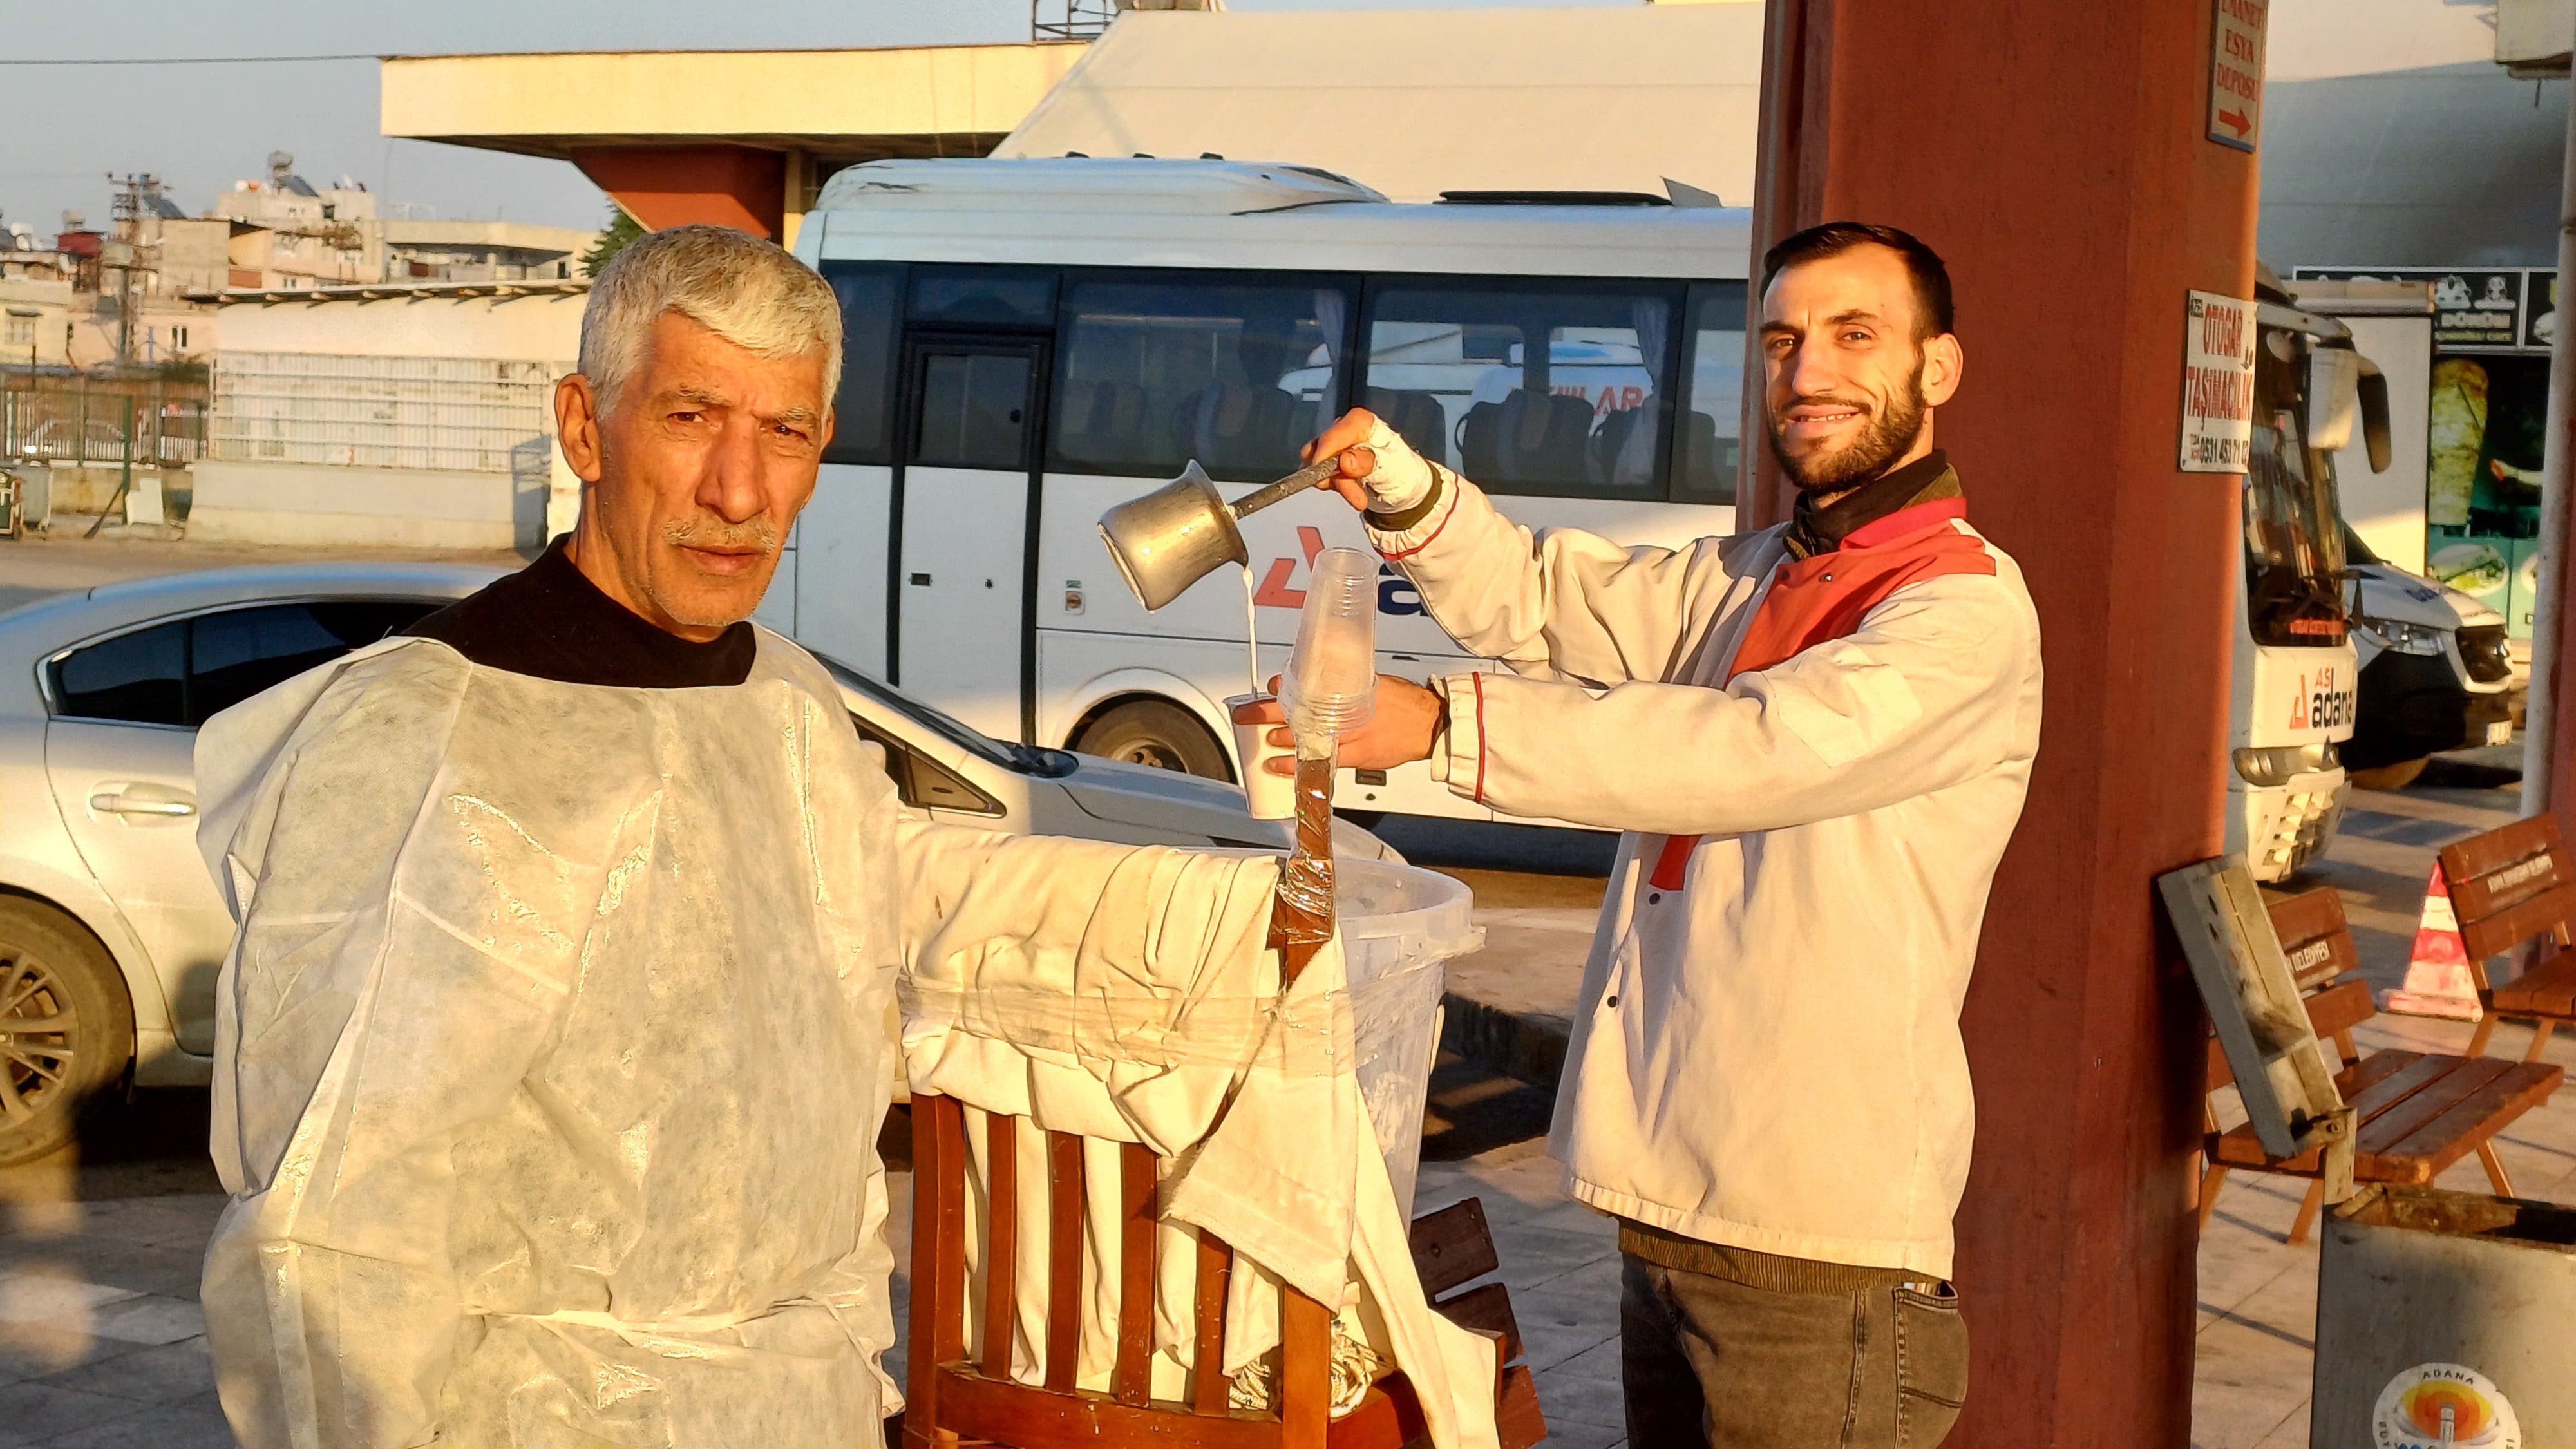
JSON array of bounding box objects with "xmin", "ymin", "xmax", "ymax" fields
[{"xmin": 2458, "ymin": 624, "xmax": 2514, "ymax": 684}]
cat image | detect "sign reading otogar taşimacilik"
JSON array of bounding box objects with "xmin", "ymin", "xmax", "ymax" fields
[{"xmin": 2180, "ymin": 290, "xmax": 2257, "ymax": 473}]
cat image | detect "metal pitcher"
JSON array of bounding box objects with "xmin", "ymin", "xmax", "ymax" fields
[{"xmin": 1097, "ymin": 456, "xmax": 1340, "ymax": 611}]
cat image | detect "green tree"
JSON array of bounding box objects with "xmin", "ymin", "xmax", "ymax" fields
[{"xmin": 581, "ymin": 205, "xmax": 645, "ymax": 278}]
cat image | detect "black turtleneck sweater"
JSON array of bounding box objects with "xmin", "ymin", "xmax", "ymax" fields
[
  {"xmin": 1782, "ymin": 450, "xmax": 1958, "ymax": 560},
  {"xmin": 402, "ymin": 535, "xmax": 758, "ymax": 688}
]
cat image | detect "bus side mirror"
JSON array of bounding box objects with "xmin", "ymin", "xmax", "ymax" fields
[
  {"xmin": 2355, "ymin": 361, "xmax": 2392, "ymax": 474},
  {"xmin": 2308, "ymin": 345, "xmax": 2362, "ymax": 455}
]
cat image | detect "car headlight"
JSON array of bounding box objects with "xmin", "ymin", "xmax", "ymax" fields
[
  {"xmin": 2234, "ymin": 743, "xmax": 2339, "ymax": 787},
  {"xmin": 2353, "ymin": 615, "xmax": 2447, "ymax": 656}
]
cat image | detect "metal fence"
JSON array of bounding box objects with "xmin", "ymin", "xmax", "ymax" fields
[
  {"xmin": 209, "ymin": 352, "xmax": 567, "ymax": 474},
  {"xmin": 2, "ymin": 382, "xmax": 208, "ymax": 468}
]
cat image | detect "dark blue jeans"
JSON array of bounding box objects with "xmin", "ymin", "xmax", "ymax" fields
[{"xmin": 1620, "ymin": 1254, "xmax": 1969, "ymax": 1446}]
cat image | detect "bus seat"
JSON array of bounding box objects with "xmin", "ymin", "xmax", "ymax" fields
[
  {"xmin": 1057, "ymin": 379, "xmax": 1152, "ymax": 470},
  {"xmin": 1677, "ymin": 412, "xmax": 1728, "ymax": 498},
  {"xmin": 1586, "ymin": 405, "xmax": 1653, "ymax": 491},
  {"xmin": 1461, "ymin": 391, "xmax": 1591, "ymax": 488},
  {"xmin": 1184, "ymin": 382, "xmax": 1297, "ymax": 475},
  {"xmin": 1362, "ymin": 387, "xmax": 1450, "ymax": 469}
]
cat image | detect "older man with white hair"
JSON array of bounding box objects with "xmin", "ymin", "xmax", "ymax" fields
[
  {"xmin": 192, "ymin": 223, "xmax": 896, "ymax": 1448},
  {"xmin": 190, "ymin": 225, "xmax": 1289, "ymax": 1448}
]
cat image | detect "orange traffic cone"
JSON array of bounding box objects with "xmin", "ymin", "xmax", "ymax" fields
[{"xmin": 2385, "ymin": 862, "xmax": 2485, "ymax": 1021}]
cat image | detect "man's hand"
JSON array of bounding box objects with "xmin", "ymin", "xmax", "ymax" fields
[
  {"xmin": 1238, "ymin": 674, "xmax": 1444, "ymax": 777},
  {"xmin": 1301, "ymin": 408, "xmax": 1436, "ymax": 516}
]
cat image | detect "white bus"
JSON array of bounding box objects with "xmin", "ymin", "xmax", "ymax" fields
[
  {"xmin": 779, "ymin": 158, "xmax": 2364, "ymax": 862},
  {"xmin": 2227, "ymin": 276, "xmax": 2372, "ymax": 880},
  {"xmin": 777, "ymin": 158, "xmax": 1747, "ymax": 824}
]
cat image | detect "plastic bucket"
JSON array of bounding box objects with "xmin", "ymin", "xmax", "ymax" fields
[{"xmin": 1337, "ymin": 858, "xmax": 1483, "ymax": 1213}]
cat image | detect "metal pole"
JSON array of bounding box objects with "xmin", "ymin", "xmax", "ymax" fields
[
  {"xmin": 2523, "ymin": 42, "xmax": 2576, "ymax": 822},
  {"xmin": 86, "ymin": 395, "xmax": 131, "ymax": 538}
]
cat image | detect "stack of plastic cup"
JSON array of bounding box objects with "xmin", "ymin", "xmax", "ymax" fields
[{"xmin": 1280, "ymin": 547, "xmax": 1379, "ymax": 745}]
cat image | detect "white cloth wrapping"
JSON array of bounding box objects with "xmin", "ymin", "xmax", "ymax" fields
[
  {"xmin": 898, "ymin": 831, "xmax": 1499, "ymax": 1449},
  {"xmin": 195, "ymin": 635, "xmax": 913, "ymax": 1447}
]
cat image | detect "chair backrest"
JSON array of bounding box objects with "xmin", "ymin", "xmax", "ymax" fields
[
  {"xmin": 2438, "ymin": 816, "xmax": 2576, "ymax": 964},
  {"xmin": 2196, "ymin": 884, "xmax": 2370, "ymax": 1097},
  {"xmin": 2166, "ymin": 858, "xmax": 2349, "ymax": 1172},
  {"xmin": 907, "ymin": 1092, "xmax": 1375, "ymax": 1449},
  {"xmin": 2269, "ymin": 887, "xmax": 2362, "ymax": 993}
]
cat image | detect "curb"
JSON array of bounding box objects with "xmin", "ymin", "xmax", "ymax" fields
[{"xmin": 1439, "ymin": 990, "xmax": 1570, "ymax": 1090}]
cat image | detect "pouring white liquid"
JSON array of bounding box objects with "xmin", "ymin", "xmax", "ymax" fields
[
  {"xmin": 1228, "ymin": 563, "xmax": 1294, "ymax": 818},
  {"xmin": 1240, "ymin": 563, "xmax": 1263, "ymax": 696}
]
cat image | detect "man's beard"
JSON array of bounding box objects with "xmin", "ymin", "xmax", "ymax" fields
[{"xmin": 1765, "ymin": 365, "xmax": 1930, "ymax": 491}]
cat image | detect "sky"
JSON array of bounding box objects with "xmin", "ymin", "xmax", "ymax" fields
[{"xmin": 0, "ymin": 0, "xmax": 1629, "ymax": 243}]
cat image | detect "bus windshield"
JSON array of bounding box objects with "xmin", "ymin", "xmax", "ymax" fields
[{"xmin": 2243, "ymin": 326, "xmax": 2347, "ymax": 648}]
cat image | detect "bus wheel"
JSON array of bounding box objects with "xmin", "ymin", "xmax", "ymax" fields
[
  {"xmin": 2349, "ymin": 759, "xmax": 2427, "ymax": 791},
  {"xmin": 1074, "ymin": 700, "xmax": 1231, "ymax": 781}
]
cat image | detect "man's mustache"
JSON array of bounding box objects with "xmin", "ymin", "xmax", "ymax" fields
[
  {"xmin": 663, "ymin": 516, "xmax": 780, "ymax": 554},
  {"xmin": 1774, "ymin": 390, "xmax": 1878, "ymax": 422}
]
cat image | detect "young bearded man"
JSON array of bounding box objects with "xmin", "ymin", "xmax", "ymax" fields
[{"xmin": 1260, "ymin": 222, "xmax": 2043, "ymax": 1446}]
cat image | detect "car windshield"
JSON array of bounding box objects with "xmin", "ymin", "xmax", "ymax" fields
[
  {"xmin": 813, "ymin": 652, "xmax": 1077, "ymax": 778},
  {"xmin": 2340, "ymin": 523, "xmax": 2383, "ymax": 568},
  {"xmin": 2243, "ymin": 324, "xmax": 2348, "ymax": 648}
]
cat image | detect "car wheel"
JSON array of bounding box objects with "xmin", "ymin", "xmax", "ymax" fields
[
  {"xmin": 2349, "ymin": 759, "xmax": 2428, "ymax": 792},
  {"xmin": 0, "ymin": 900, "xmax": 135, "ymax": 1168},
  {"xmin": 1074, "ymin": 699, "xmax": 1232, "ymax": 781}
]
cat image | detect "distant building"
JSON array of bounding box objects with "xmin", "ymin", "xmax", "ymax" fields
[
  {"xmin": 213, "ymin": 151, "xmax": 592, "ymax": 290},
  {"xmin": 191, "ymin": 279, "xmax": 586, "ymax": 549},
  {"xmin": 214, "ymin": 153, "xmax": 382, "ymax": 289},
  {"xmin": 383, "ymin": 220, "xmax": 590, "ymax": 283}
]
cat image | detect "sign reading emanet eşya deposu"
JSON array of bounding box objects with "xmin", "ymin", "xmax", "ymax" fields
[
  {"xmin": 2180, "ymin": 290, "xmax": 2256, "ymax": 473},
  {"xmin": 2208, "ymin": 0, "xmax": 2269, "ymax": 151}
]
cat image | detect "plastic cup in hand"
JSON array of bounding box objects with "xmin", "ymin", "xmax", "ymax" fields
[
  {"xmin": 1280, "ymin": 547, "xmax": 1378, "ymax": 743},
  {"xmin": 1227, "ymin": 692, "xmax": 1296, "ymax": 819}
]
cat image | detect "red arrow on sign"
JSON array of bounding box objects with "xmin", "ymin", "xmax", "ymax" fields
[{"xmin": 2217, "ymin": 108, "xmax": 2252, "ymax": 137}]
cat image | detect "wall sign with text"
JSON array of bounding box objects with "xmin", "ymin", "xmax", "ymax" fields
[
  {"xmin": 2181, "ymin": 290, "xmax": 2257, "ymax": 472},
  {"xmin": 2294, "ymin": 267, "xmax": 2557, "ymax": 354}
]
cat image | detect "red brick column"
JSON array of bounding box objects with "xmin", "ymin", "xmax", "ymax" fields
[{"xmin": 1745, "ymin": 3, "xmax": 2259, "ymax": 1441}]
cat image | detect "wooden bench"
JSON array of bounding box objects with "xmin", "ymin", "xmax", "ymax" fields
[
  {"xmin": 2438, "ymin": 815, "xmax": 2576, "ymax": 1062},
  {"xmin": 2198, "ymin": 887, "xmax": 2561, "ymax": 1244},
  {"xmin": 904, "ymin": 1094, "xmax": 1545, "ymax": 1448}
]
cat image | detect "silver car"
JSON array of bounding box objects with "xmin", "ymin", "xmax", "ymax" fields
[{"xmin": 0, "ymin": 562, "xmax": 1385, "ymax": 1164}]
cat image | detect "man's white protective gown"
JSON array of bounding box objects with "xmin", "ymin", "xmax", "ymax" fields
[
  {"xmin": 192, "ymin": 633, "xmax": 1298, "ymax": 1448},
  {"xmin": 193, "ymin": 636, "xmax": 907, "ymax": 1446}
]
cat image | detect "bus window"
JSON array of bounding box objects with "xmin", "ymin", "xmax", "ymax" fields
[
  {"xmin": 1050, "ymin": 277, "xmax": 1353, "ymax": 483},
  {"xmin": 2243, "ymin": 326, "xmax": 2347, "ymax": 647},
  {"xmin": 820, "ymin": 262, "xmax": 901, "ymax": 465},
  {"xmin": 913, "ymin": 350, "xmax": 1036, "ymax": 471},
  {"xmin": 909, "ymin": 266, "xmax": 1057, "ymax": 329},
  {"xmin": 1674, "ymin": 281, "xmax": 1748, "ymax": 504},
  {"xmin": 1362, "ymin": 281, "xmax": 1680, "ymax": 499}
]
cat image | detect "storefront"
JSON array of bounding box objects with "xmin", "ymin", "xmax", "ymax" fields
[{"xmin": 2296, "ymin": 265, "xmax": 2561, "ymax": 642}]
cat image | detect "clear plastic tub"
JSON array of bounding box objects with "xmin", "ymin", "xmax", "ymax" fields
[{"xmin": 1337, "ymin": 858, "xmax": 1483, "ymax": 1213}]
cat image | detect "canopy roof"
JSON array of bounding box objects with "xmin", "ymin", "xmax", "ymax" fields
[{"xmin": 993, "ymin": 4, "xmax": 1765, "ymax": 205}]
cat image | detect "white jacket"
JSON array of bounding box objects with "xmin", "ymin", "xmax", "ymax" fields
[{"xmin": 1370, "ymin": 468, "xmax": 2041, "ymax": 1279}]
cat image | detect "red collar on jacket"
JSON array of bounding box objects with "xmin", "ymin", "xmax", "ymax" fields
[{"xmin": 1647, "ymin": 494, "xmax": 1994, "ymax": 890}]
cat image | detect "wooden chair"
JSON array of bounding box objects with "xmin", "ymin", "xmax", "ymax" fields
[
  {"xmin": 904, "ymin": 770, "xmax": 1541, "ymax": 1449},
  {"xmin": 2198, "ymin": 887, "xmax": 2562, "ymax": 1244},
  {"xmin": 902, "ymin": 1095, "xmax": 1545, "ymax": 1448},
  {"xmin": 2438, "ymin": 816, "xmax": 2576, "ymax": 1062}
]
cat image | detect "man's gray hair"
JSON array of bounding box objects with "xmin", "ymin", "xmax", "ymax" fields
[{"xmin": 579, "ymin": 223, "xmax": 844, "ymax": 417}]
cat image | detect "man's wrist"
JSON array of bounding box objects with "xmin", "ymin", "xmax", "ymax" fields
[{"xmin": 1365, "ymin": 462, "xmax": 1448, "ymax": 533}]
